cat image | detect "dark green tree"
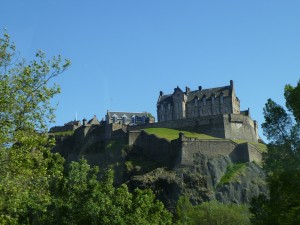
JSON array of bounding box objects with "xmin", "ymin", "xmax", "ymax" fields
[{"xmin": 250, "ymin": 80, "xmax": 300, "ymax": 225}]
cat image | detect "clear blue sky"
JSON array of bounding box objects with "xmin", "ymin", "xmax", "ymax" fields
[{"xmin": 1, "ymin": 1, "xmax": 300, "ymax": 140}]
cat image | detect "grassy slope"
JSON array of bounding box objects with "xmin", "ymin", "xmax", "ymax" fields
[
  {"xmin": 143, "ymin": 128, "xmax": 267, "ymax": 152},
  {"xmin": 143, "ymin": 128, "xmax": 217, "ymax": 141}
]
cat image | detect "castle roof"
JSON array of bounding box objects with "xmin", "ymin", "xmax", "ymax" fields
[
  {"xmin": 157, "ymin": 85, "xmax": 232, "ymax": 105},
  {"xmin": 186, "ymin": 85, "xmax": 231, "ymax": 102},
  {"xmin": 107, "ymin": 111, "xmax": 150, "ymax": 118}
]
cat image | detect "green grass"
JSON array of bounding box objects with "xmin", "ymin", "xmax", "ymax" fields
[
  {"xmin": 218, "ymin": 163, "xmax": 247, "ymax": 186},
  {"xmin": 143, "ymin": 128, "xmax": 217, "ymax": 141},
  {"xmin": 233, "ymin": 140, "xmax": 268, "ymax": 153}
]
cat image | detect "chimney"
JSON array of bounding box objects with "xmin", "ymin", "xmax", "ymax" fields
[
  {"xmin": 83, "ymin": 118, "xmax": 87, "ymax": 126},
  {"xmin": 198, "ymin": 86, "xmax": 202, "ymax": 91},
  {"xmin": 185, "ymin": 86, "xmax": 190, "ymax": 94},
  {"xmin": 159, "ymin": 91, "xmax": 164, "ymax": 96},
  {"xmin": 230, "ymin": 80, "xmax": 234, "ymax": 88}
]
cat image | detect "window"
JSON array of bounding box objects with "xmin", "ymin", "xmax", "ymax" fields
[
  {"xmin": 131, "ymin": 115, "xmax": 136, "ymax": 124},
  {"xmin": 112, "ymin": 115, "xmax": 118, "ymax": 123},
  {"xmin": 203, "ymin": 97, "xmax": 206, "ymax": 105},
  {"xmin": 168, "ymin": 104, "xmax": 171, "ymax": 110},
  {"xmin": 212, "ymin": 96, "xmax": 215, "ymax": 104},
  {"xmin": 220, "ymin": 93, "xmax": 224, "ymax": 104},
  {"xmin": 195, "ymin": 99, "xmax": 198, "ymax": 106},
  {"xmin": 161, "ymin": 105, "xmax": 164, "ymax": 111},
  {"xmin": 122, "ymin": 115, "xmax": 127, "ymax": 124}
]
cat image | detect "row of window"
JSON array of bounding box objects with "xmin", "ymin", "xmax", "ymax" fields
[
  {"xmin": 159, "ymin": 106, "xmax": 230, "ymax": 121},
  {"xmin": 111, "ymin": 115, "xmax": 146, "ymax": 124},
  {"xmin": 160, "ymin": 96, "xmax": 225, "ymax": 111}
]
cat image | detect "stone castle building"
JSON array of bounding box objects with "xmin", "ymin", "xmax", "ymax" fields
[
  {"xmin": 105, "ymin": 111, "xmax": 155, "ymax": 125},
  {"xmin": 157, "ymin": 80, "xmax": 246, "ymax": 122}
]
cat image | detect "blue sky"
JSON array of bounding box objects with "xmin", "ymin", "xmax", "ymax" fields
[{"xmin": 1, "ymin": 1, "xmax": 300, "ymax": 140}]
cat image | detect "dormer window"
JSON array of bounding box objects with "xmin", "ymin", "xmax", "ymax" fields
[
  {"xmin": 212, "ymin": 95, "xmax": 215, "ymax": 104},
  {"xmin": 112, "ymin": 114, "xmax": 118, "ymax": 123},
  {"xmin": 203, "ymin": 96, "xmax": 206, "ymax": 105},
  {"xmin": 220, "ymin": 93, "xmax": 224, "ymax": 104},
  {"xmin": 161, "ymin": 105, "xmax": 164, "ymax": 111},
  {"xmin": 122, "ymin": 115, "xmax": 127, "ymax": 124},
  {"xmin": 194, "ymin": 98, "xmax": 198, "ymax": 106},
  {"xmin": 131, "ymin": 115, "xmax": 136, "ymax": 124}
]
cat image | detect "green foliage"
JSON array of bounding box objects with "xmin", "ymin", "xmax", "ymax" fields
[
  {"xmin": 0, "ymin": 31, "xmax": 172, "ymax": 224},
  {"xmin": 250, "ymin": 81, "xmax": 300, "ymax": 225},
  {"xmin": 44, "ymin": 159, "xmax": 172, "ymax": 225},
  {"xmin": 175, "ymin": 197, "xmax": 251, "ymax": 225},
  {"xmin": 218, "ymin": 163, "xmax": 246, "ymax": 186},
  {"xmin": 143, "ymin": 128, "xmax": 216, "ymax": 141},
  {"xmin": 0, "ymin": 30, "xmax": 69, "ymax": 224}
]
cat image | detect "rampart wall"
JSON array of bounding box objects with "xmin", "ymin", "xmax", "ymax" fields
[
  {"xmin": 128, "ymin": 130, "xmax": 181, "ymax": 167},
  {"xmin": 128, "ymin": 114, "xmax": 258, "ymax": 142},
  {"xmin": 49, "ymin": 125, "xmax": 78, "ymax": 133},
  {"xmin": 128, "ymin": 130, "xmax": 262, "ymax": 167}
]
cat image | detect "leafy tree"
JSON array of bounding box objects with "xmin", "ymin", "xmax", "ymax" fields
[
  {"xmin": 44, "ymin": 159, "xmax": 172, "ymax": 225},
  {"xmin": 174, "ymin": 197, "xmax": 251, "ymax": 225},
  {"xmin": 0, "ymin": 30, "xmax": 70, "ymax": 224},
  {"xmin": 250, "ymin": 80, "xmax": 300, "ymax": 225}
]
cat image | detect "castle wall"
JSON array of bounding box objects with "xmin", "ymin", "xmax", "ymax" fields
[
  {"xmin": 128, "ymin": 130, "xmax": 181, "ymax": 167},
  {"xmin": 247, "ymin": 143, "xmax": 262, "ymax": 163},
  {"xmin": 128, "ymin": 131, "xmax": 262, "ymax": 168},
  {"xmin": 179, "ymin": 136, "xmax": 237, "ymax": 166},
  {"xmin": 49, "ymin": 125, "xmax": 78, "ymax": 133},
  {"xmin": 223, "ymin": 114, "xmax": 258, "ymax": 142},
  {"xmin": 128, "ymin": 114, "xmax": 258, "ymax": 143}
]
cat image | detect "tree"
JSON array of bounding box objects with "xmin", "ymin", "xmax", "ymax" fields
[
  {"xmin": 0, "ymin": 30, "xmax": 70, "ymax": 224},
  {"xmin": 44, "ymin": 159, "xmax": 172, "ymax": 225},
  {"xmin": 250, "ymin": 80, "xmax": 300, "ymax": 225},
  {"xmin": 174, "ymin": 197, "xmax": 251, "ymax": 225}
]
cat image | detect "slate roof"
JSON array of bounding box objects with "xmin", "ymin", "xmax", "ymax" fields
[
  {"xmin": 186, "ymin": 86, "xmax": 231, "ymax": 102},
  {"xmin": 107, "ymin": 111, "xmax": 150, "ymax": 118},
  {"xmin": 158, "ymin": 85, "xmax": 231, "ymax": 104}
]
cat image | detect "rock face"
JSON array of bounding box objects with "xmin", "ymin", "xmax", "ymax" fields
[
  {"xmin": 125, "ymin": 146, "xmax": 267, "ymax": 210},
  {"xmin": 52, "ymin": 125, "xmax": 267, "ymax": 210}
]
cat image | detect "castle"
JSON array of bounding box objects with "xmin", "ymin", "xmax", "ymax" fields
[
  {"xmin": 135, "ymin": 80, "xmax": 258, "ymax": 143},
  {"xmin": 157, "ymin": 80, "xmax": 242, "ymax": 121},
  {"xmin": 50, "ymin": 80, "xmax": 261, "ymax": 166}
]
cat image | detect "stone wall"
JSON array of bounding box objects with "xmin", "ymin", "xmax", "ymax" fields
[
  {"xmin": 49, "ymin": 125, "xmax": 78, "ymax": 133},
  {"xmin": 128, "ymin": 130, "xmax": 181, "ymax": 167},
  {"xmin": 128, "ymin": 131, "xmax": 262, "ymax": 167},
  {"xmin": 224, "ymin": 114, "xmax": 258, "ymax": 142},
  {"xmin": 128, "ymin": 114, "xmax": 258, "ymax": 142}
]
